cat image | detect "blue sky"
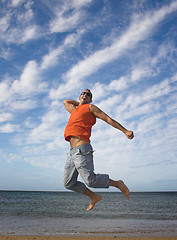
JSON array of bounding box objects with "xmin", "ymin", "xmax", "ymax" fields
[{"xmin": 0, "ymin": 0, "xmax": 177, "ymax": 192}]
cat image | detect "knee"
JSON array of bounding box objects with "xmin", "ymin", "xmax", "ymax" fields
[
  {"xmin": 64, "ymin": 179, "xmax": 74, "ymax": 190},
  {"xmin": 64, "ymin": 182, "xmax": 70, "ymax": 190},
  {"xmin": 84, "ymin": 176, "xmax": 96, "ymax": 188},
  {"xmin": 86, "ymin": 181, "xmax": 95, "ymax": 188},
  {"xmin": 86, "ymin": 181, "xmax": 96, "ymax": 188}
]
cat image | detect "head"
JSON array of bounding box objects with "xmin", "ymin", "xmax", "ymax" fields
[{"xmin": 79, "ymin": 89, "xmax": 92, "ymax": 105}]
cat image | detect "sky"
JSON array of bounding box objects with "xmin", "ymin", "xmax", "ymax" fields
[{"xmin": 0, "ymin": 0, "xmax": 177, "ymax": 192}]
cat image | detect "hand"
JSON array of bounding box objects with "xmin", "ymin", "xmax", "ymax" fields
[{"xmin": 125, "ymin": 130, "xmax": 134, "ymax": 139}]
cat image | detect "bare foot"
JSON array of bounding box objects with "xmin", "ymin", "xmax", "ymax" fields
[
  {"xmin": 87, "ymin": 194, "xmax": 102, "ymax": 211},
  {"xmin": 117, "ymin": 180, "xmax": 129, "ymax": 199}
]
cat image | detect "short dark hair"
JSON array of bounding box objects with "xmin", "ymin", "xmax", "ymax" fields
[{"xmin": 85, "ymin": 89, "xmax": 92, "ymax": 100}]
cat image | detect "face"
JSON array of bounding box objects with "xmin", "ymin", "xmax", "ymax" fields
[{"xmin": 79, "ymin": 90, "xmax": 92, "ymax": 104}]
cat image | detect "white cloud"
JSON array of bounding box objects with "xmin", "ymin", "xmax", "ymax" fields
[
  {"xmin": 123, "ymin": 76, "xmax": 173, "ymax": 110},
  {"xmin": 41, "ymin": 47, "xmax": 63, "ymax": 70},
  {"xmin": 0, "ymin": 13, "xmax": 11, "ymax": 32},
  {"xmin": 41, "ymin": 30, "xmax": 85, "ymax": 70},
  {"xmin": 171, "ymin": 73, "xmax": 177, "ymax": 83},
  {"xmin": 0, "ymin": 0, "xmax": 176, "ymax": 191},
  {"xmin": 91, "ymin": 82, "xmax": 108, "ymax": 101},
  {"xmin": 0, "ymin": 27, "xmax": 86, "ymax": 139},
  {"xmin": 0, "ymin": 123, "xmax": 19, "ymax": 133},
  {"xmin": 72, "ymin": 0, "xmax": 93, "ymax": 9},
  {"xmin": 0, "ymin": 25, "xmax": 86, "ymax": 115},
  {"xmin": 1, "ymin": 46, "xmax": 12, "ymax": 60},
  {"xmin": 92, "ymin": 71, "xmax": 177, "ymax": 152},
  {"xmin": 50, "ymin": 10, "xmax": 83, "ymax": 33},
  {"xmin": 0, "ymin": 0, "xmax": 39, "ymax": 44},
  {"xmin": 124, "ymin": 102, "xmax": 158, "ymax": 120},
  {"xmin": 10, "ymin": 99, "xmax": 37, "ymax": 111},
  {"xmin": 92, "ymin": 40, "xmax": 175, "ymax": 104},
  {"xmin": 23, "ymin": 117, "xmax": 37, "ymax": 129},
  {"xmin": 21, "ymin": 25, "xmax": 38, "ymax": 42},
  {"xmin": 151, "ymin": 42, "xmax": 176, "ymax": 66},
  {"xmin": 50, "ymin": 1, "xmax": 177, "ymax": 99},
  {"xmin": 24, "ymin": 153, "xmax": 65, "ymax": 169},
  {"xmin": 97, "ymin": 95, "xmax": 122, "ymax": 114},
  {"xmin": 136, "ymin": 113, "xmax": 163, "ymax": 134},
  {"xmin": 12, "ymin": 60, "xmax": 47, "ymax": 96},
  {"xmin": 0, "ymin": 60, "xmax": 48, "ymax": 119},
  {"xmin": 49, "ymin": 0, "xmax": 92, "ymax": 33},
  {"xmin": 130, "ymin": 67, "xmax": 149, "ymax": 82},
  {"xmin": 0, "ymin": 113, "xmax": 13, "ymax": 123},
  {"xmin": 143, "ymin": 78, "xmax": 171, "ymax": 102},
  {"xmin": 10, "ymin": 0, "xmax": 26, "ymax": 7},
  {"xmin": 108, "ymin": 76, "xmax": 128, "ymax": 91},
  {"xmin": 0, "ymin": 82, "xmax": 11, "ymax": 103},
  {"xmin": 28, "ymin": 110, "xmax": 64, "ymax": 144}
]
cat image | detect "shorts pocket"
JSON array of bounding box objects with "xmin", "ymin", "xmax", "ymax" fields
[
  {"xmin": 74, "ymin": 148, "xmax": 94, "ymax": 171},
  {"xmin": 79, "ymin": 149, "xmax": 94, "ymax": 155}
]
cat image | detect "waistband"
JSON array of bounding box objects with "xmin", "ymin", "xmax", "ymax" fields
[{"xmin": 70, "ymin": 143, "xmax": 93, "ymax": 152}]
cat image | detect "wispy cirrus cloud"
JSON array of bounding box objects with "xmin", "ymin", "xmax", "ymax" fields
[
  {"xmin": 0, "ymin": 113, "xmax": 13, "ymax": 123},
  {"xmin": 0, "ymin": 28, "xmax": 86, "ymax": 134},
  {"xmin": 28, "ymin": 110, "xmax": 64, "ymax": 143},
  {"xmin": 0, "ymin": 0, "xmax": 39, "ymax": 44},
  {"xmin": 0, "ymin": 0, "xmax": 177, "ymax": 191},
  {"xmin": 49, "ymin": 0, "xmax": 93, "ymax": 33},
  {"xmin": 40, "ymin": 29, "xmax": 85, "ymax": 70},
  {"xmin": 0, "ymin": 60, "xmax": 47, "ymax": 106},
  {"xmin": 10, "ymin": 0, "xmax": 26, "ymax": 8},
  {"xmin": 0, "ymin": 26, "xmax": 86, "ymax": 134},
  {"xmin": 0, "ymin": 123, "xmax": 20, "ymax": 133},
  {"xmin": 91, "ymin": 39, "xmax": 177, "ymax": 103},
  {"xmin": 49, "ymin": 0, "xmax": 177, "ymax": 99}
]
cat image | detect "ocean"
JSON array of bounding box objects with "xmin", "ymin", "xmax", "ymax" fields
[{"xmin": 0, "ymin": 191, "xmax": 177, "ymax": 237}]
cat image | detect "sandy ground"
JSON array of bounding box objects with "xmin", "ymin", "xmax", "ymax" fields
[{"xmin": 0, "ymin": 236, "xmax": 177, "ymax": 240}]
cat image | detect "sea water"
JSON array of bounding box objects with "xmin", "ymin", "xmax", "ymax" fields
[{"xmin": 0, "ymin": 191, "xmax": 177, "ymax": 236}]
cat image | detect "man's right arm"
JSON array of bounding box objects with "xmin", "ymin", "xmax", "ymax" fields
[
  {"xmin": 63, "ymin": 99, "xmax": 79, "ymax": 113},
  {"xmin": 90, "ymin": 104, "xmax": 134, "ymax": 139}
]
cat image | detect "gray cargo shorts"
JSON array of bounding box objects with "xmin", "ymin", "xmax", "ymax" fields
[{"xmin": 64, "ymin": 143, "xmax": 109, "ymax": 193}]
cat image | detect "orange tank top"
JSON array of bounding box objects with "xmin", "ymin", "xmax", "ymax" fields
[{"xmin": 64, "ymin": 104, "xmax": 96, "ymax": 143}]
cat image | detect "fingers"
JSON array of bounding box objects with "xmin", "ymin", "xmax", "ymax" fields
[{"xmin": 126, "ymin": 131, "xmax": 134, "ymax": 139}]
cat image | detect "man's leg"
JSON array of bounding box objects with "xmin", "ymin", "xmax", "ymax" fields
[
  {"xmin": 70, "ymin": 144, "xmax": 129, "ymax": 210},
  {"xmin": 109, "ymin": 179, "xmax": 129, "ymax": 199},
  {"xmin": 64, "ymin": 151, "xmax": 87, "ymax": 193},
  {"xmin": 74, "ymin": 144, "xmax": 108, "ymax": 211},
  {"xmin": 83, "ymin": 179, "xmax": 129, "ymax": 211},
  {"xmin": 82, "ymin": 180, "xmax": 129, "ymax": 212},
  {"xmin": 83, "ymin": 188, "xmax": 102, "ymax": 211}
]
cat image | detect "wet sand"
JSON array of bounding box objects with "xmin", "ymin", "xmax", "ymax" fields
[{"xmin": 0, "ymin": 236, "xmax": 177, "ymax": 240}]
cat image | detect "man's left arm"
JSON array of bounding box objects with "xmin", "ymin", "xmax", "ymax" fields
[{"xmin": 89, "ymin": 104, "xmax": 134, "ymax": 139}]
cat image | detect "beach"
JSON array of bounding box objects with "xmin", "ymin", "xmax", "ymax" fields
[
  {"xmin": 0, "ymin": 236, "xmax": 177, "ymax": 240},
  {"xmin": 1, "ymin": 192, "xmax": 177, "ymax": 239}
]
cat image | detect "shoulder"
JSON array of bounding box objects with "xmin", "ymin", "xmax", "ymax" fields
[
  {"xmin": 89, "ymin": 104, "xmax": 97, "ymax": 111},
  {"xmin": 89, "ymin": 104, "xmax": 101, "ymax": 110},
  {"xmin": 89, "ymin": 104, "xmax": 103, "ymax": 117}
]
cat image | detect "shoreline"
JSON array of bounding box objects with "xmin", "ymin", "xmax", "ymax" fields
[
  {"xmin": 0, "ymin": 236, "xmax": 177, "ymax": 240},
  {"xmin": 1, "ymin": 216, "xmax": 177, "ymax": 238}
]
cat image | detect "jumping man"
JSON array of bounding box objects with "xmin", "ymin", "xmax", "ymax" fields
[{"xmin": 63, "ymin": 89, "xmax": 134, "ymax": 211}]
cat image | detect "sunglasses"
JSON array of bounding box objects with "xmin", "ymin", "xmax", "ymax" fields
[{"xmin": 81, "ymin": 91, "xmax": 91, "ymax": 97}]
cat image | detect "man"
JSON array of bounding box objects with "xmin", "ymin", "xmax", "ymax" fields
[{"xmin": 63, "ymin": 89, "xmax": 134, "ymax": 211}]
